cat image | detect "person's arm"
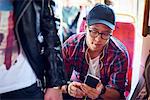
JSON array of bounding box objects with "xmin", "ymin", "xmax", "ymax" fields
[
  {"xmin": 102, "ymin": 53, "xmax": 129, "ymax": 99},
  {"xmin": 41, "ymin": 0, "xmax": 66, "ymax": 99},
  {"xmin": 44, "ymin": 88, "xmax": 63, "ymax": 100},
  {"xmin": 100, "ymin": 86, "xmax": 120, "ymax": 100}
]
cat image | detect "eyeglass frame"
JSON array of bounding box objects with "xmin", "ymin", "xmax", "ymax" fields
[{"xmin": 88, "ymin": 28, "xmax": 112, "ymax": 40}]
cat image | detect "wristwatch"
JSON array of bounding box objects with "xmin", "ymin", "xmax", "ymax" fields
[
  {"xmin": 100, "ymin": 86, "xmax": 106, "ymax": 95},
  {"xmin": 66, "ymin": 81, "xmax": 71, "ymax": 93},
  {"xmin": 53, "ymin": 86, "xmax": 61, "ymax": 89}
]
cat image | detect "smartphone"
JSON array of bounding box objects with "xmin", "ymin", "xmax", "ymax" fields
[{"xmin": 84, "ymin": 74, "xmax": 100, "ymax": 88}]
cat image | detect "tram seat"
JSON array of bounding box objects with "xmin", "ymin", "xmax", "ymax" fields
[{"xmin": 113, "ymin": 22, "xmax": 135, "ymax": 96}]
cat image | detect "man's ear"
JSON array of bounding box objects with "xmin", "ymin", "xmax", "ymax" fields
[{"xmin": 111, "ymin": 30, "xmax": 114, "ymax": 35}]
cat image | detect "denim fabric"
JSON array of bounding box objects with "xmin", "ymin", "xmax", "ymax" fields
[{"xmin": 0, "ymin": 83, "xmax": 44, "ymax": 100}]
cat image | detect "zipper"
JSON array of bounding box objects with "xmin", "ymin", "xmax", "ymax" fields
[{"xmin": 15, "ymin": 0, "xmax": 32, "ymax": 53}]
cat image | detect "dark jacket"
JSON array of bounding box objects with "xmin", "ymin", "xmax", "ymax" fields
[{"xmin": 13, "ymin": 0, "xmax": 66, "ymax": 88}]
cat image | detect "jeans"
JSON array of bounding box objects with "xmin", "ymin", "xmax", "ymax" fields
[{"xmin": 0, "ymin": 83, "xmax": 44, "ymax": 100}]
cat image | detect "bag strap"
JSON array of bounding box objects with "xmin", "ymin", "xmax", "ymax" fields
[
  {"xmin": 69, "ymin": 11, "xmax": 80, "ymax": 29},
  {"xmin": 144, "ymin": 53, "xmax": 150, "ymax": 96},
  {"xmin": 41, "ymin": 0, "xmax": 44, "ymax": 17}
]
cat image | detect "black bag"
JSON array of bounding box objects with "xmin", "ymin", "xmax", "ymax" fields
[
  {"xmin": 144, "ymin": 52, "xmax": 150, "ymax": 98},
  {"xmin": 130, "ymin": 52, "xmax": 150, "ymax": 99}
]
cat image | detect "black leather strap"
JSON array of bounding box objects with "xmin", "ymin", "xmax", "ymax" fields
[{"xmin": 100, "ymin": 86, "xmax": 106, "ymax": 95}]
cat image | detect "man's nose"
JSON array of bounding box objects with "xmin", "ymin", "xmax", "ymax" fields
[{"xmin": 95, "ymin": 34, "xmax": 102, "ymax": 41}]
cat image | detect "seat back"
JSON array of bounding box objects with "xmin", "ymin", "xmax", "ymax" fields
[{"xmin": 113, "ymin": 22, "xmax": 135, "ymax": 93}]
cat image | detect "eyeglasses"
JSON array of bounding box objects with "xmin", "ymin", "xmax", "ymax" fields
[{"xmin": 89, "ymin": 29, "xmax": 112, "ymax": 40}]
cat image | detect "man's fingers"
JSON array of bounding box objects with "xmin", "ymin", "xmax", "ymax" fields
[
  {"xmin": 68, "ymin": 82, "xmax": 86, "ymax": 98},
  {"xmin": 81, "ymin": 83, "xmax": 100, "ymax": 99},
  {"xmin": 72, "ymin": 81, "xmax": 82, "ymax": 87}
]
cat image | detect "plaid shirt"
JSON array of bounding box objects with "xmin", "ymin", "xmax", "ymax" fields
[{"xmin": 62, "ymin": 33, "xmax": 129, "ymax": 95}]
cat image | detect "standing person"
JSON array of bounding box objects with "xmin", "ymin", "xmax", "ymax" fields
[
  {"xmin": 62, "ymin": 4, "xmax": 129, "ymax": 99},
  {"xmin": 0, "ymin": 0, "xmax": 66, "ymax": 100},
  {"xmin": 60, "ymin": 0, "xmax": 80, "ymax": 42}
]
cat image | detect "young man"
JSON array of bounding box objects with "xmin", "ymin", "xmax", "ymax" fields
[
  {"xmin": 0, "ymin": 0, "xmax": 66, "ymax": 100},
  {"xmin": 62, "ymin": 4, "xmax": 129, "ymax": 99}
]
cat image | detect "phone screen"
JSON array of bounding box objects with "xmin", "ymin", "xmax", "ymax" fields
[{"xmin": 84, "ymin": 74, "xmax": 100, "ymax": 88}]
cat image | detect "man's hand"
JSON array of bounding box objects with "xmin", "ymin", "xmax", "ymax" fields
[
  {"xmin": 44, "ymin": 88, "xmax": 62, "ymax": 100},
  {"xmin": 68, "ymin": 81, "xmax": 85, "ymax": 98},
  {"xmin": 81, "ymin": 82, "xmax": 103, "ymax": 99}
]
